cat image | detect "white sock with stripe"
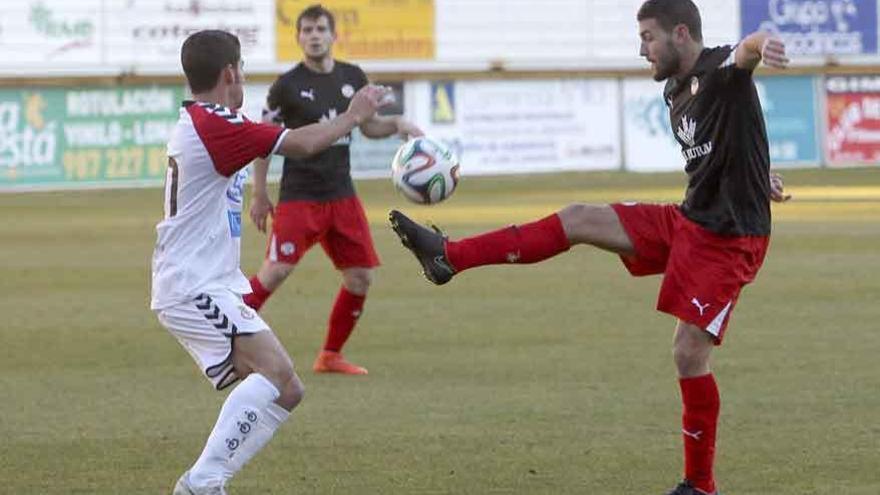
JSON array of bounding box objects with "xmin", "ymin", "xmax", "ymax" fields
[{"xmin": 188, "ymin": 373, "xmax": 290, "ymax": 487}]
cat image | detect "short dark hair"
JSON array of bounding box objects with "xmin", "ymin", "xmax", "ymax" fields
[
  {"xmin": 637, "ymin": 0, "xmax": 703, "ymax": 42},
  {"xmin": 181, "ymin": 30, "xmax": 241, "ymax": 93},
  {"xmin": 297, "ymin": 4, "xmax": 336, "ymax": 33}
]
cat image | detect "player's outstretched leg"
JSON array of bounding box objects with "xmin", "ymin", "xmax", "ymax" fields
[
  {"xmin": 390, "ymin": 204, "xmax": 634, "ymax": 285},
  {"xmin": 389, "ymin": 209, "xmax": 571, "ymax": 285}
]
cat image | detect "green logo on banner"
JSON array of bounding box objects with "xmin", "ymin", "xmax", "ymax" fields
[
  {"xmin": 29, "ymin": 2, "xmax": 94, "ymax": 39},
  {"xmin": 0, "ymin": 93, "xmax": 57, "ymax": 181},
  {"xmin": 1, "ymin": 86, "xmax": 185, "ymax": 190}
]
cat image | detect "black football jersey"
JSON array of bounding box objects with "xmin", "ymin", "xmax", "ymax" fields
[
  {"xmin": 266, "ymin": 61, "xmax": 368, "ymax": 201},
  {"xmin": 664, "ymin": 45, "xmax": 772, "ymax": 236}
]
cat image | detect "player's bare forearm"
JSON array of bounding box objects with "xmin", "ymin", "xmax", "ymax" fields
[
  {"xmin": 736, "ymin": 32, "xmax": 770, "ymax": 70},
  {"xmin": 362, "ymin": 115, "xmax": 424, "ymax": 140},
  {"xmin": 277, "ymin": 84, "xmax": 388, "ymax": 158},
  {"xmin": 277, "ymin": 112, "xmax": 361, "ymax": 158},
  {"xmin": 251, "ymin": 157, "xmax": 271, "ymax": 196},
  {"xmin": 736, "ymin": 32, "xmax": 789, "ymax": 71},
  {"xmin": 360, "ymin": 115, "xmax": 400, "ymax": 139},
  {"xmin": 249, "ymin": 157, "xmax": 274, "ymax": 232}
]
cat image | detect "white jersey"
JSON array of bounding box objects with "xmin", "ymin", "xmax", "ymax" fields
[{"xmin": 150, "ymin": 101, "xmax": 287, "ymax": 310}]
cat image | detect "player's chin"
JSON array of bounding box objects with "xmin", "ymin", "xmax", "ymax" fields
[
  {"xmin": 651, "ymin": 65, "xmax": 672, "ymax": 82},
  {"xmin": 307, "ymin": 46, "xmax": 327, "ymax": 57}
]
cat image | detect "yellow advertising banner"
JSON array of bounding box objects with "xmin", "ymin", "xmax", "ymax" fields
[{"xmin": 275, "ymin": 0, "xmax": 434, "ymax": 61}]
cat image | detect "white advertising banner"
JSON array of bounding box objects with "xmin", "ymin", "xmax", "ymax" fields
[
  {"xmin": 595, "ymin": 0, "xmax": 740, "ymax": 63},
  {"xmin": 437, "ymin": 0, "xmax": 739, "ymax": 65},
  {"xmin": 0, "ymin": 1, "xmax": 103, "ymax": 66},
  {"xmin": 411, "ymin": 79, "xmax": 621, "ymax": 175},
  {"xmin": 622, "ymin": 78, "xmax": 683, "ymax": 172},
  {"xmin": 104, "ymin": 0, "xmax": 275, "ymax": 66}
]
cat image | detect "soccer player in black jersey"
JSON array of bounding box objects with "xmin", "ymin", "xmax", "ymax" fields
[
  {"xmin": 244, "ymin": 4, "xmax": 423, "ymax": 375},
  {"xmin": 389, "ymin": 1, "xmax": 790, "ymax": 493}
]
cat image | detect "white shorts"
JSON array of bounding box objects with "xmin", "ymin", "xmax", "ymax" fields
[{"xmin": 156, "ymin": 289, "xmax": 270, "ymax": 390}]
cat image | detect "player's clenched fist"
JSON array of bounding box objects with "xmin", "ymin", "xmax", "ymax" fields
[
  {"xmin": 761, "ymin": 37, "xmax": 789, "ymax": 69},
  {"xmin": 346, "ymin": 85, "xmax": 393, "ymax": 123}
]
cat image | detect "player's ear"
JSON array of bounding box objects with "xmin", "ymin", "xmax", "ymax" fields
[
  {"xmin": 672, "ymin": 24, "xmax": 690, "ymax": 44},
  {"xmin": 222, "ymin": 64, "xmax": 235, "ymax": 85}
]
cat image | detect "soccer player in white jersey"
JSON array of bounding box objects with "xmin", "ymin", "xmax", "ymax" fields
[{"xmin": 150, "ymin": 30, "xmax": 388, "ymax": 494}]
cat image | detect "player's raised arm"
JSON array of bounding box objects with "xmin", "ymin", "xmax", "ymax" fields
[
  {"xmin": 358, "ymin": 90, "xmax": 424, "ymax": 140},
  {"xmin": 735, "ymin": 31, "xmax": 789, "ymax": 72},
  {"xmin": 276, "ymin": 85, "xmax": 390, "ymax": 159}
]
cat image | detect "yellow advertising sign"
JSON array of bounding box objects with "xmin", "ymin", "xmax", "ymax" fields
[{"xmin": 276, "ymin": 0, "xmax": 434, "ymax": 61}]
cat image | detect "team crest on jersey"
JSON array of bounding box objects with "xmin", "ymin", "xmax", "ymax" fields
[
  {"xmin": 677, "ymin": 114, "xmax": 714, "ymax": 161},
  {"xmin": 676, "ymin": 115, "xmax": 697, "ymax": 147},
  {"xmin": 341, "ymin": 84, "xmax": 355, "ymax": 98},
  {"xmin": 690, "ymin": 77, "xmax": 700, "ymax": 95},
  {"xmin": 280, "ymin": 242, "xmax": 296, "ymax": 256},
  {"xmin": 239, "ymin": 305, "xmax": 255, "ymax": 320}
]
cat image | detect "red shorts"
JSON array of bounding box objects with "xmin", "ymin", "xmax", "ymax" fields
[
  {"xmin": 611, "ymin": 203, "xmax": 769, "ymax": 344},
  {"xmin": 267, "ymin": 196, "xmax": 380, "ymax": 269}
]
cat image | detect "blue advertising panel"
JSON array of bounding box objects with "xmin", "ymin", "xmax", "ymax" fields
[
  {"xmin": 755, "ymin": 75, "xmax": 820, "ymax": 166},
  {"xmin": 741, "ymin": 0, "xmax": 877, "ymax": 56}
]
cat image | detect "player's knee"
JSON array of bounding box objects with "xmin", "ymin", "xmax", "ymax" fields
[
  {"xmin": 343, "ymin": 269, "xmax": 372, "ymax": 295},
  {"xmin": 259, "ymin": 361, "xmax": 303, "ymax": 410},
  {"xmin": 672, "ymin": 341, "xmax": 710, "ymax": 376},
  {"xmin": 277, "ymin": 373, "xmax": 305, "ymax": 411},
  {"xmin": 265, "ymin": 262, "xmax": 295, "ymax": 285},
  {"xmin": 558, "ymin": 203, "xmax": 602, "ymax": 243}
]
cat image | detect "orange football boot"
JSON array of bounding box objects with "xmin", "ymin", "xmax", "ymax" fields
[{"xmin": 312, "ymin": 350, "xmax": 368, "ymax": 375}]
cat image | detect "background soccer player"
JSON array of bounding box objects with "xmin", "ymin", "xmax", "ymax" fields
[
  {"xmin": 390, "ymin": 1, "xmax": 790, "ymax": 493},
  {"xmin": 151, "ymin": 30, "xmax": 388, "ymax": 494},
  {"xmin": 244, "ymin": 4, "xmax": 424, "ymax": 375}
]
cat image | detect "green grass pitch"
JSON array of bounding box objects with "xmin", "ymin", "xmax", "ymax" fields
[{"xmin": 1, "ymin": 168, "xmax": 878, "ymax": 494}]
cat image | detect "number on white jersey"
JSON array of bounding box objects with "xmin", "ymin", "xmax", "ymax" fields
[{"xmin": 164, "ymin": 157, "xmax": 179, "ymax": 218}]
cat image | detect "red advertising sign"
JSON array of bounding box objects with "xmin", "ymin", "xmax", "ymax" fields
[{"xmin": 826, "ymin": 76, "xmax": 880, "ymax": 166}]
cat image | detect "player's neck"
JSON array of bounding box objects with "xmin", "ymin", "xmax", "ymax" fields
[
  {"xmin": 675, "ymin": 42, "xmax": 704, "ymax": 78},
  {"xmin": 191, "ymin": 88, "xmax": 233, "ymax": 109},
  {"xmin": 303, "ymin": 56, "xmax": 334, "ymax": 74}
]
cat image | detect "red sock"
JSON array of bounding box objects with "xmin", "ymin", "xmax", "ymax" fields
[
  {"xmin": 323, "ymin": 287, "xmax": 366, "ymax": 352},
  {"xmin": 242, "ymin": 276, "xmax": 272, "ymax": 311},
  {"xmin": 445, "ymin": 213, "xmax": 570, "ymax": 272},
  {"xmin": 679, "ymin": 374, "xmax": 720, "ymax": 494}
]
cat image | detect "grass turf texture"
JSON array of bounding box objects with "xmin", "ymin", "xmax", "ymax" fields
[{"xmin": 1, "ymin": 168, "xmax": 878, "ymax": 494}]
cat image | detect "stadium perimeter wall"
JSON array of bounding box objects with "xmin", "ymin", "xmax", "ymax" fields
[{"xmin": 1, "ymin": 0, "xmax": 879, "ymax": 191}]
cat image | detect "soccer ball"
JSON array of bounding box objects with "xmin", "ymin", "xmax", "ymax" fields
[{"xmin": 391, "ymin": 136, "xmax": 460, "ymax": 204}]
